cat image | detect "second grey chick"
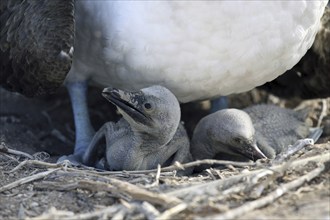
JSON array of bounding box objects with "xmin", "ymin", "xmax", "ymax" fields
[
  {"xmin": 243, "ymin": 104, "xmax": 311, "ymax": 158},
  {"xmin": 191, "ymin": 104, "xmax": 311, "ymax": 166},
  {"xmin": 82, "ymin": 85, "xmax": 192, "ymax": 173}
]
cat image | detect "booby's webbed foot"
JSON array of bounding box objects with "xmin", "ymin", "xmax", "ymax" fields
[{"xmin": 57, "ymin": 154, "xmax": 84, "ymax": 166}]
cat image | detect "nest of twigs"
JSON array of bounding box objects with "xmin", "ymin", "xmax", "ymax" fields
[
  {"xmin": 0, "ymin": 139, "xmax": 329, "ymax": 220},
  {"xmin": 1, "ymin": 92, "xmax": 329, "ymax": 219}
]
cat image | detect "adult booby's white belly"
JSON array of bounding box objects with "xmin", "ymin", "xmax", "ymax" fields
[{"xmin": 67, "ymin": 1, "xmax": 328, "ymax": 103}]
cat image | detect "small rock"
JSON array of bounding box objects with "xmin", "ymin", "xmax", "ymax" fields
[
  {"xmin": 94, "ymin": 191, "xmax": 107, "ymax": 198},
  {"xmin": 29, "ymin": 202, "xmax": 39, "ymax": 208},
  {"xmin": 11, "ymin": 189, "xmax": 19, "ymax": 194}
]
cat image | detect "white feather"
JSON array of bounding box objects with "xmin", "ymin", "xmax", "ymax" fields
[{"xmin": 67, "ymin": 1, "xmax": 328, "ymax": 102}]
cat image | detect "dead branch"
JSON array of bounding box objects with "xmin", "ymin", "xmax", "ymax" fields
[
  {"xmin": 317, "ymin": 99, "xmax": 328, "ymax": 127},
  {"xmin": 78, "ymin": 178, "xmax": 182, "ymax": 208},
  {"xmin": 0, "ymin": 144, "xmax": 33, "ymax": 159},
  {"xmin": 62, "ymin": 206, "xmax": 121, "ymax": 220},
  {"xmin": 0, "ymin": 169, "xmax": 60, "ymax": 193},
  {"xmin": 274, "ymin": 138, "xmax": 314, "ymax": 164},
  {"xmin": 204, "ymin": 163, "xmax": 325, "ymax": 220},
  {"xmin": 27, "ymin": 207, "xmax": 75, "ymax": 220},
  {"xmin": 137, "ymin": 202, "xmax": 160, "ymax": 220},
  {"xmin": 156, "ymin": 203, "xmax": 188, "ymax": 220},
  {"xmin": 27, "ymin": 206, "xmax": 122, "ymax": 220},
  {"xmin": 146, "ymin": 164, "xmax": 161, "ymax": 188},
  {"xmin": 36, "ymin": 171, "xmax": 182, "ymax": 208},
  {"xmin": 123, "ymin": 159, "xmax": 254, "ymax": 174},
  {"xmin": 7, "ymin": 157, "xmax": 254, "ymax": 175},
  {"xmin": 166, "ymin": 152, "xmax": 330, "ymax": 198},
  {"xmin": 8, "ymin": 160, "xmax": 62, "ymax": 173}
]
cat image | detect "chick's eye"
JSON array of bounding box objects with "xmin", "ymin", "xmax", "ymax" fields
[
  {"xmin": 144, "ymin": 103, "xmax": 152, "ymax": 110},
  {"xmin": 234, "ymin": 138, "xmax": 242, "ymax": 143}
]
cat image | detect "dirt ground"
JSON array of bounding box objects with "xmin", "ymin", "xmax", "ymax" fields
[{"xmin": 0, "ymin": 86, "xmax": 329, "ymax": 219}]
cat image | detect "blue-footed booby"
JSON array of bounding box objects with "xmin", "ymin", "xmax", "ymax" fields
[{"xmin": 0, "ymin": 1, "xmax": 327, "ymax": 162}]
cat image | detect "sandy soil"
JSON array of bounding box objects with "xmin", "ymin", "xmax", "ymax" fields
[{"xmin": 0, "ymin": 86, "xmax": 329, "ymax": 219}]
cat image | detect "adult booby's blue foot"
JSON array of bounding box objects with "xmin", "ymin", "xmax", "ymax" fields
[
  {"xmin": 57, "ymin": 81, "xmax": 95, "ymax": 164},
  {"xmin": 83, "ymin": 86, "xmax": 192, "ymax": 173},
  {"xmin": 210, "ymin": 97, "xmax": 229, "ymax": 113}
]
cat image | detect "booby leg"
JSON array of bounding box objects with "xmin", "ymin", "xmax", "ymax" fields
[
  {"xmin": 210, "ymin": 96, "xmax": 228, "ymax": 112},
  {"xmin": 57, "ymin": 81, "xmax": 95, "ymax": 164}
]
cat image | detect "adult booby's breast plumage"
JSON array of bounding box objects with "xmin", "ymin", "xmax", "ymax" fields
[
  {"xmin": 67, "ymin": 1, "xmax": 327, "ymax": 102},
  {"xmin": 0, "ymin": 1, "xmax": 328, "ymax": 100}
]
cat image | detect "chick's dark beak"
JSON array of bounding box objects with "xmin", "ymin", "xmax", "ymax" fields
[
  {"xmin": 248, "ymin": 142, "xmax": 267, "ymax": 160},
  {"xmin": 244, "ymin": 143, "xmax": 267, "ymax": 161},
  {"xmin": 233, "ymin": 141, "xmax": 267, "ymax": 161},
  {"xmin": 102, "ymin": 87, "xmax": 150, "ymax": 124}
]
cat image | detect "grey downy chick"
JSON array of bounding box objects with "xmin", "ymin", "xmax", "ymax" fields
[
  {"xmin": 191, "ymin": 104, "xmax": 314, "ymax": 170},
  {"xmin": 82, "ymin": 85, "xmax": 192, "ymax": 173},
  {"xmin": 243, "ymin": 104, "xmax": 312, "ymax": 158}
]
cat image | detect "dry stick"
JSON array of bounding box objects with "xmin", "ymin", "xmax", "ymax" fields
[
  {"xmin": 317, "ymin": 99, "xmax": 328, "ymax": 127},
  {"xmin": 116, "ymin": 159, "xmax": 254, "ymax": 174},
  {"xmin": 138, "ymin": 202, "xmax": 161, "ymax": 220},
  {"xmin": 166, "ymin": 152, "xmax": 330, "ymax": 197},
  {"xmin": 37, "ymin": 172, "xmax": 182, "ymax": 208},
  {"xmin": 0, "ymin": 168, "xmax": 60, "ymax": 192},
  {"xmin": 204, "ymin": 164, "xmax": 325, "ymax": 220},
  {"xmin": 37, "ymin": 181, "xmax": 180, "ymax": 213},
  {"xmin": 29, "ymin": 206, "xmax": 122, "ymax": 220},
  {"xmin": 8, "ymin": 160, "xmax": 62, "ymax": 173},
  {"xmin": 156, "ymin": 203, "xmax": 188, "ymax": 220},
  {"xmin": 60, "ymin": 206, "xmax": 120, "ymax": 220},
  {"xmin": 8, "ymin": 159, "xmax": 99, "ymax": 174},
  {"xmin": 0, "ymin": 153, "xmax": 20, "ymax": 163},
  {"xmin": 273, "ymin": 138, "xmax": 314, "ymax": 164},
  {"xmin": 111, "ymin": 208, "xmax": 126, "ymax": 220},
  {"xmin": 79, "ymin": 178, "xmax": 182, "ymax": 208},
  {"xmin": 29, "ymin": 203, "xmax": 131, "ymax": 220},
  {"xmin": 7, "ymin": 158, "xmax": 254, "ymax": 175},
  {"xmin": 147, "ymin": 164, "xmax": 161, "ymax": 188},
  {"xmin": 274, "ymin": 127, "xmax": 325, "ymax": 164},
  {"xmin": 0, "ymin": 144, "xmax": 33, "ymax": 159},
  {"xmin": 27, "ymin": 207, "xmax": 75, "ymax": 220}
]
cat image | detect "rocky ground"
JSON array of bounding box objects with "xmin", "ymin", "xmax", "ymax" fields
[{"xmin": 0, "ymin": 86, "xmax": 329, "ymax": 219}]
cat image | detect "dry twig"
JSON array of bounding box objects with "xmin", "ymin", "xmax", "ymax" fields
[
  {"xmin": 317, "ymin": 99, "xmax": 328, "ymax": 127},
  {"xmin": 137, "ymin": 202, "xmax": 160, "ymax": 220},
  {"xmin": 273, "ymin": 138, "xmax": 315, "ymax": 164},
  {"xmin": 35, "ymin": 171, "xmax": 182, "ymax": 208},
  {"xmin": 0, "ymin": 144, "xmax": 33, "ymax": 159},
  {"xmin": 7, "ymin": 158, "xmax": 254, "ymax": 175},
  {"xmin": 0, "ymin": 169, "xmax": 60, "ymax": 192},
  {"xmin": 204, "ymin": 163, "xmax": 325, "ymax": 220},
  {"xmin": 166, "ymin": 152, "xmax": 329, "ymax": 198},
  {"xmin": 8, "ymin": 160, "xmax": 62, "ymax": 173},
  {"xmin": 156, "ymin": 203, "xmax": 188, "ymax": 220}
]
